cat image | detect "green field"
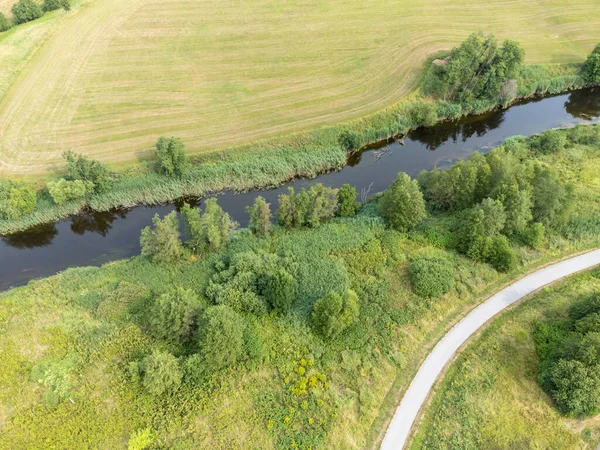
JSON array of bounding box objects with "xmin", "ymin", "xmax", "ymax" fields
[
  {"xmin": 0, "ymin": 0, "xmax": 599, "ymax": 176},
  {"xmin": 412, "ymin": 269, "xmax": 600, "ymax": 450},
  {"xmin": 1, "ymin": 126, "xmax": 600, "ymax": 449}
]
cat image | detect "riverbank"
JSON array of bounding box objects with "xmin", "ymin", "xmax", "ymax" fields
[{"xmin": 0, "ymin": 63, "xmax": 592, "ymax": 235}]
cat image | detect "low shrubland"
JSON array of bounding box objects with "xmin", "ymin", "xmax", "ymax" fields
[{"xmin": 1, "ymin": 125, "xmax": 600, "ymax": 448}]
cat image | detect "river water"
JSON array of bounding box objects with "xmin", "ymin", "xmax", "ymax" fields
[{"xmin": 1, "ymin": 88, "xmax": 599, "ymax": 291}]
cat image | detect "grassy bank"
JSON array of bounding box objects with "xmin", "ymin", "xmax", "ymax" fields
[
  {"xmin": 0, "ymin": 64, "xmax": 592, "ymax": 235},
  {"xmin": 1, "ymin": 128, "xmax": 600, "ymax": 449},
  {"xmin": 411, "ymin": 269, "xmax": 600, "ymax": 450}
]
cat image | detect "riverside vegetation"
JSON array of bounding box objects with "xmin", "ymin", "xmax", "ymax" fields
[
  {"xmin": 1, "ymin": 124, "xmax": 600, "ymax": 449},
  {"xmin": 1, "ymin": 34, "xmax": 599, "ymax": 234},
  {"xmin": 412, "ymin": 269, "xmax": 600, "ymax": 450}
]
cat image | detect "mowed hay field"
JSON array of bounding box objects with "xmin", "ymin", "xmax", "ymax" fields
[{"xmin": 0, "ymin": 0, "xmax": 599, "ymax": 176}]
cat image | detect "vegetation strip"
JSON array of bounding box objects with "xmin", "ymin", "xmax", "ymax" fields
[{"xmin": 2, "ymin": 34, "xmax": 599, "ymax": 234}]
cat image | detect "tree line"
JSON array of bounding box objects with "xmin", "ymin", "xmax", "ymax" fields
[{"xmin": 0, "ymin": 0, "xmax": 69, "ymax": 32}]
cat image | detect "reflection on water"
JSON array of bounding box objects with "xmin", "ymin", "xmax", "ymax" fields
[
  {"xmin": 565, "ymin": 87, "xmax": 600, "ymax": 119},
  {"xmin": 70, "ymin": 209, "xmax": 128, "ymax": 236},
  {"xmin": 410, "ymin": 109, "xmax": 506, "ymax": 150},
  {"xmin": 2, "ymin": 223, "xmax": 58, "ymax": 249},
  {"xmin": 1, "ymin": 87, "xmax": 599, "ymax": 291}
]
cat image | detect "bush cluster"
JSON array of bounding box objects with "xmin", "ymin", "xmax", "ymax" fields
[
  {"xmin": 535, "ymin": 294, "xmax": 600, "ymax": 417},
  {"xmin": 409, "ymin": 256, "xmax": 455, "ymax": 298}
]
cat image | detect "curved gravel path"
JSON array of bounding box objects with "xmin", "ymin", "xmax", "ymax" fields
[{"xmin": 381, "ymin": 249, "xmax": 600, "ymax": 450}]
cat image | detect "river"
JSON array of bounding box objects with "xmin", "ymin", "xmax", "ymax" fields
[{"xmin": 1, "ymin": 88, "xmax": 599, "ymax": 291}]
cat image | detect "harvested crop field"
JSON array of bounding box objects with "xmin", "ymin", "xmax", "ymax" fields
[{"xmin": 0, "ymin": 0, "xmax": 599, "ymax": 175}]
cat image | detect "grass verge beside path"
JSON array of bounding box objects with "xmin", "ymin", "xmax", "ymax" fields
[
  {"xmin": 411, "ymin": 269, "xmax": 600, "ymax": 450},
  {"xmin": 0, "ymin": 66, "xmax": 593, "ymax": 235}
]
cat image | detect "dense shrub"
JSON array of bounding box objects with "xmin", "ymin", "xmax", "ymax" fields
[
  {"xmin": 246, "ymin": 196, "xmax": 271, "ymax": 237},
  {"xmin": 0, "ymin": 12, "xmax": 11, "ymax": 31},
  {"xmin": 205, "ymin": 250, "xmax": 298, "ymax": 315},
  {"xmin": 408, "ymin": 102, "xmax": 438, "ymax": 127},
  {"xmin": 488, "ymin": 235, "xmax": 517, "ymax": 272},
  {"xmin": 63, "ymin": 151, "xmax": 112, "ymax": 194},
  {"xmin": 149, "ymin": 288, "xmax": 198, "ymax": 344},
  {"xmin": 379, "ymin": 172, "xmax": 426, "ymax": 231},
  {"xmin": 521, "ymin": 222, "xmax": 546, "ymax": 249},
  {"xmin": 263, "ymin": 268, "xmax": 298, "ymax": 314},
  {"xmin": 312, "ymin": 289, "xmax": 359, "ymax": 339},
  {"xmin": 535, "ymin": 130, "xmax": 568, "ymax": 154},
  {"xmin": 127, "ymin": 428, "xmax": 155, "ymax": 450},
  {"xmin": 181, "ymin": 199, "xmax": 234, "ymax": 253},
  {"xmin": 583, "ymin": 43, "xmax": 600, "ymax": 83},
  {"xmin": 409, "ymin": 257, "xmax": 455, "ymax": 298},
  {"xmin": 338, "ymin": 130, "xmax": 360, "ymax": 152},
  {"xmin": 418, "ymin": 152, "xmax": 490, "ymax": 211},
  {"xmin": 155, "ymin": 136, "xmax": 189, "ymax": 177},
  {"xmin": 140, "ymin": 211, "xmax": 183, "ymax": 263},
  {"xmin": 0, "ymin": 181, "xmax": 36, "ymax": 220},
  {"xmin": 337, "ymin": 184, "xmax": 360, "ymax": 217},
  {"xmin": 11, "ymin": 0, "xmax": 43, "ymax": 24},
  {"xmin": 536, "ymin": 295, "xmax": 600, "ymax": 417},
  {"xmin": 198, "ymin": 305, "xmax": 244, "ymax": 371},
  {"xmin": 276, "ymin": 184, "xmax": 338, "ymax": 228},
  {"xmin": 47, "ymin": 178, "xmax": 90, "ymax": 204},
  {"xmin": 138, "ymin": 350, "xmax": 182, "ymax": 396},
  {"xmin": 492, "ymin": 180, "xmax": 532, "ymax": 235}
]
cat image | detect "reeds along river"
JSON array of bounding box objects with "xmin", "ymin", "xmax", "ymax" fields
[{"xmin": 1, "ymin": 88, "xmax": 599, "ymax": 291}]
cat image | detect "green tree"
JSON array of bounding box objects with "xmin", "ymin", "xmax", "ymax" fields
[
  {"xmin": 63, "ymin": 151, "xmax": 112, "ymax": 193},
  {"xmin": 0, "ymin": 12, "xmax": 11, "ymax": 31},
  {"xmin": 276, "ymin": 188, "xmax": 295, "ymax": 228},
  {"xmin": 198, "ymin": 305, "xmax": 244, "ymax": 371},
  {"xmin": 47, "ymin": 178, "xmax": 90, "ymax": 204},
  {"xmin": 488, "ymin": 235, "xmax": 517, "ymax": 272},
  {"xmin": 155, "ymin": 136, "xmax": 189, "ymax": 177},
  {"xmin": 493, "ymin": 181, "xmax": 532, "ymax": 235},
  {"xmin": 312, "ymin": 289, "xmax": 359, "ymax": 339},
  {"xmin": 149, "ymin": 288, "xmax": 198, "ymax": 344},
  {"xmin": 409, "ymin": 257, "xmax": 455, "ymax": 298},
  {"xmin": 550, "ymin": 359, "xmax": 600, "ymax": 417},
  {"xmin": 181, "ymin": 199, "xmax": 234, "ymax": 253},
  {"xmin": 246, "ymin": 196, "xmax": 271, "ymax": 236},
  {"xmin": 536, "ymin": 129, "xmax": 567, "ymax": 154},
  {"xmin": 427, "ymin": 32, "xmax": 524, "ymax": 103},
  {"xmin": 11, "ymin": 0, "xmax": 42, "ymax": 24},
  {"xmin": 337, "ymin": 184, "xmax": 360, "ymax": 217},
  {"xmin": 263, "ymin": 268, "xmax": 297, "ymax": 314},
  {"xmin": 3, "ymin": 184, "xmax": 36, "ymax": 220},
  {"xmin": 306, "ymin": 184, "xmax": 338, "ymax": 227},
  {"xmin": 379, "ymin": 173, "xmax": 426, "ymax": 231},
  {"xmin": 42, "ymin": 0, "xmax": 60, "ymax": 11},
  {"xmin": 140, "ymin": 350, "xmax": 182, "ymax": 396},
  {"xmin": 583, "ymin": 43, "xmax": 600, "ymax": 83},
  {"xmin": 140, "ymin": 211, "xmax": 183, "ymax": 263},
  {"xmin": 59, "ymin": 0, "xmax": 70, "ymax": 10},
  {"xmin": 457, "ymin": 198, "xmax": 506, "ymax": 260},
  {"xmin": 531, "ymin": 165, "xmax": 574, "ymax": 227}
]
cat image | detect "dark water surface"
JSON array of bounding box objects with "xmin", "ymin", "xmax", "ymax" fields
[{"xmin": 1, "ymin": 88, "xmax": 599, "ymax": 291}]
